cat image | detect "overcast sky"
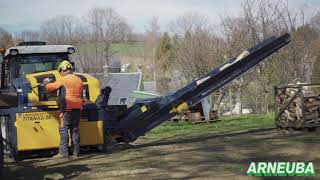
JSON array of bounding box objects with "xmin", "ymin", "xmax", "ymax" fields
[{"xmin": 1, "ymin": 0, "xmax": 320, "ymax": 34}]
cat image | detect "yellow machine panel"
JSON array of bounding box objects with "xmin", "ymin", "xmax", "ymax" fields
[
  {"xmin": 25, "ymin": 70, "xmax": 101, "ymax": 107},
  {"xmin": 15, "ymin": 111, "xmax": 104, "ymax": 151},
  {"xmin": 15, "ymin": 111, "xmax": 60, "ymax": 151},
  {"xmin": 79, "ymin": 120, "xmax": 104, "ymax": 145},
  {"xmin": 26, "ymin": 70, "xmax": 61, "ymax": 107}
]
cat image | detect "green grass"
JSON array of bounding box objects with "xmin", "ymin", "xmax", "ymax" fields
[
  {"xmin": 75, "ymin": 42, "xmax": 145, "ymax": 57},
  {"xmin": 143, "ymin": 113, "xmax": 275, "ymax": 141},
  {"xmin": 111, "ymin": 42, "xmax": 144, "ymax": 57}
]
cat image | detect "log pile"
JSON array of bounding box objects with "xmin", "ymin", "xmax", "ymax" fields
[{"xmin": 275, "ymin": 84, "xmax": 320, "ymax": 129}]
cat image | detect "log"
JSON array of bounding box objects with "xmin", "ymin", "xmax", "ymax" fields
[
  {"xmin": 305, "ymin": 106, "xmax": 318, "ymax": 112},
  {"xmin": 276, "ymin": 90, "xmax": 300, "ymax": 120},
  {"xmin": 295, "ymin": 106, "xmax": 302, "ymax": 121},
  {"xmin": 187, "ymin": 112, "xmax": 201, "ymax": 123},
  {"xmin": 305, "ymin": 111, "xmax": 318, "ymax": 120},
  {"xmin": 283, "ymin": 110, "xmax": 296, "ymax": 121}
]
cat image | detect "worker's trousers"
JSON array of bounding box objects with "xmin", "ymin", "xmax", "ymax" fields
[{"xmin": 59, "ymin": 109, "xmax": 81, "ymax": 157}]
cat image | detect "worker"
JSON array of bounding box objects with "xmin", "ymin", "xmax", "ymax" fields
[{"xmin": 43, "ymin": 60, "xmax": 84, "ymax": 158}]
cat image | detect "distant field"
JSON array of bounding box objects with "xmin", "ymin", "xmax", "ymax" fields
[
  {"xmin": 111, "ymin": 42, "xmax": 144, "ymax": 57},
  {"xmin": 74, "ymin": 41, "xmax": 153, "ymax": 78},
  {"xmin": 75, "ymin": 42, "xmax": 145, "ymax": 57}
]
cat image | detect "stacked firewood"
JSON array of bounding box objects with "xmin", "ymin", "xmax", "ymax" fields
[{"xmin": 275, "ymin": 84, "xmax": 320, "ymax": 128}]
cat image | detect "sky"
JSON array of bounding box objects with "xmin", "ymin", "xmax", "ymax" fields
[{"xmin": 1, "ymin": 0, "xmax": 320, "ymax": 34}]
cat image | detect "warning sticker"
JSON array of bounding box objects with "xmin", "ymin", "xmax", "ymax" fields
[{"xmin": 17, "ymin": 112, "xmax": 57, "ymax": 121}]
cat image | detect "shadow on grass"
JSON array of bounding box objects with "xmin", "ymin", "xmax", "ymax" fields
[
  {"xmin": 135, "ymin": 127, "xmax": 277, "ymax": 148},
  {"xmin": 90, "ymin": 128, "xmax": 320, "ymax": 178},
  {"xmin": 3, "ymin": 127, "xmax": 320, "ymax": 179}
]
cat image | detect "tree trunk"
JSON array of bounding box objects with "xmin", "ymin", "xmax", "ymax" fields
[
  {"xmin": 238, "ymin": 88, "xmax": 243, "ymax": 114},
  {"xmin": 229, "ymin": 86, "xmax": 233, "ymax": 115},
  {"xmin": 263, "ymin": 92, "xmax": 269, "ymax": 113}
]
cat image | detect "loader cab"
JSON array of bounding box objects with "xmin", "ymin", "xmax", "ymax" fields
[{"xmin": 0, "ymin": 42, "xmax": 75, "ymax": 89}]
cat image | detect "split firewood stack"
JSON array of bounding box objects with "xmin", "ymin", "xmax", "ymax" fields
[{"xmin": 275, "ymin": 84, "xmax": 320, "ymax": 129}]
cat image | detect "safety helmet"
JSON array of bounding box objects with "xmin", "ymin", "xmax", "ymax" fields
[{"xmin": 58, "ymin": 60, "xmax": 73, "ymax": 72}]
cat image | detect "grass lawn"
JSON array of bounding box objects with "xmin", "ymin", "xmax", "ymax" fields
[{"xmin": 141, "ymin": 113, "xmax": 275, "ymax": 142}]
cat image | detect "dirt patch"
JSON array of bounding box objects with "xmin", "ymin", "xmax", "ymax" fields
[{"xmin": 3, "ymin": 128, "xmax": 320, "ymax": 179}]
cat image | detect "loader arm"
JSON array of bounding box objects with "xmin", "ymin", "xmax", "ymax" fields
[{"xmin": 111, "ymin": 33, "xmax": 291, "ymax": 143}]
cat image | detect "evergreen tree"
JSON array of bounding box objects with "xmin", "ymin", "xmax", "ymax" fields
[
  {"xmin": 312, "ymin": 50, "xmax": 320, "ymax": 84},
  {"xmin": 155, "ymin": 32, "xmax": 172, "ymax": 93}
]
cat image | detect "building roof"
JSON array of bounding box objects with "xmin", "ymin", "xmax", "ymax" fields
[
  {"xmin": 4, "ymin": 45, "xmax": 74, "ymax": 57},
  {"xmin": 143, "ymin": 81, "xmax": 157, "ymax": 93},
  {"xmin": 97, "ymin": 72, "xmax": 143, "ymax": 106}
]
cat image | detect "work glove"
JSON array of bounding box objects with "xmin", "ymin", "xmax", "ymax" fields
[{"xmin": 41, "ymin": 78, "xmax": 51, "ymax": 86}]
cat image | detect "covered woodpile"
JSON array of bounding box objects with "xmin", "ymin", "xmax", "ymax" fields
[{"xmin": 275, "ymin": 84, "xmax": 320, "ymax": 129}]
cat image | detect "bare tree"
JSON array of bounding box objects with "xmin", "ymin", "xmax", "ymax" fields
[
  {"xmin": 169, "ymin": 13, "xmax": 225, "ymax": 83},
  {"xmin": 220, "ymin": 0, "xmax": 319, "ymax": 113},
  {"xmin": 81, "ymin": 7, "xmax": 131, "ymax": 72},
  {"xmin": 86, "ymin": 7, "xmax": 131, "ymax": 43},
  {"xmin": 20, "ymin": 30, "xmax": 40, "ymax": 42},
  {"xmin": 0, "ymin": 27, "xmax": 14, "ymax": 49},
  {"xmin": 115, "ymin": 22, "xmax": 132, "ymax": 42},
  {"xmin": 145, "ymin": 17, "xmax": 161, "ymax": 48},
  {"xmin": 40, "ymin": 15, "xmax": 83, "ymax": 44},
  {"xmin": 144, "ymin": 17, "xmax": 161, "ymax": 82},
  {"xmin": 156, "ymin": 13, "xmax": 226, "ymax": 110}
]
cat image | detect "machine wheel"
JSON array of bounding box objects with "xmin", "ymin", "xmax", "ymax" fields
[{"xmin": 96, "ymin": 145, "xmax": 107, "ymax": 153}]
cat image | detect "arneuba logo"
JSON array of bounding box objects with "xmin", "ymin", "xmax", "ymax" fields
[{"xmin": 246, "ymin": 162, "xmax": 316, "ymax": 176}]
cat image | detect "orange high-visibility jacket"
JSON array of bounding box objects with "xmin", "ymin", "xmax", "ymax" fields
[{"xmin": 46, "ymin": 73, "xmax": 84, "ymax": 111}]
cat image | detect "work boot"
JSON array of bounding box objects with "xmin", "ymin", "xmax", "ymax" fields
[
  {"xmin": 72, "ymin": 151, "xmax": 80, "ymax": 158},
  {"xmin": 52, "ymin": 153, "xmax": 69, "ymax": 159}
]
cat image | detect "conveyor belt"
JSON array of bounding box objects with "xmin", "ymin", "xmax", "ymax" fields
[{"xmin": 114, "ymin": 33, "xmax": 291, "ymax": 142}]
